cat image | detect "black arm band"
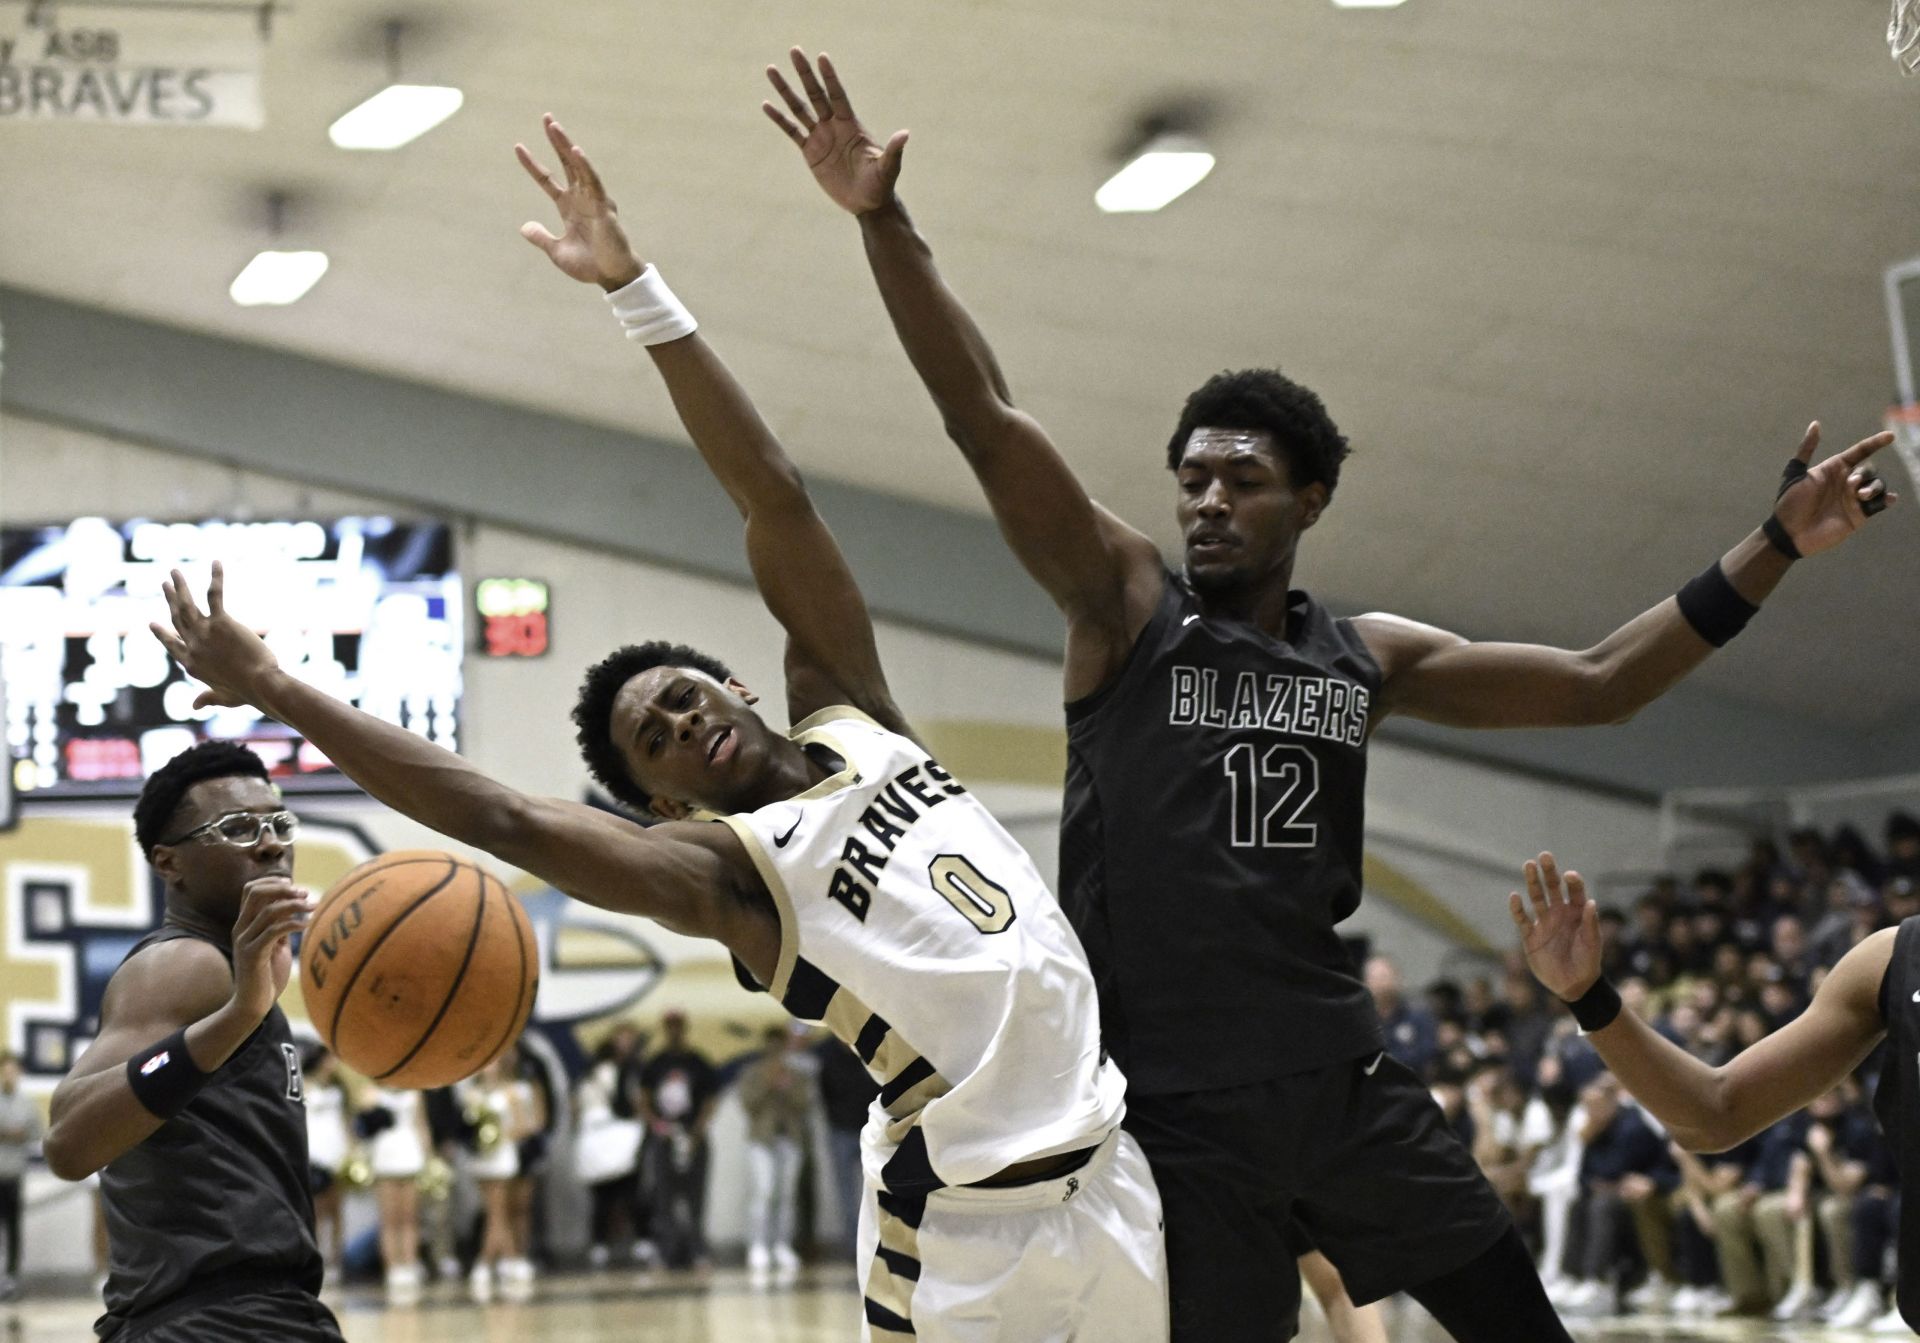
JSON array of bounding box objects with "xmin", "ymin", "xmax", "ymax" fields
[
  {"xmin": 1675, "ymin": 562, "xmax": 1758, "ymax": 647},
  {"xmin": 126, "ymin": 1028, "xmax": 211, "ymax": 1120},
  {"xmin": 1761, "ymin": 514, "xmax": 1802, "ymax": 560},
  {"xmin": 1565, "ymin": 978, "xmax": 1623, "ymax": 1034}
]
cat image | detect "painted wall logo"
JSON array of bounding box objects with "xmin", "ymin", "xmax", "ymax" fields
[
  {"xmin": 519, "ymin": 888, "xmax": 665, "ymax": 1026},
  {"xmin": 0, "ymin": 809, "xmax": 376, "ymax": 1083}
]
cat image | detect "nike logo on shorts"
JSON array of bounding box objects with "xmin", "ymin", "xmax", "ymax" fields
[{"xmin": 1363, "ymin": 1052, "xmax": 1385, "ymax": 1076}]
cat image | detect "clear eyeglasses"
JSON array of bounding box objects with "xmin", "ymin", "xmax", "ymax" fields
[{"xmin": 163, "ymin": 810, "xmax": 300, "ymax": 849}]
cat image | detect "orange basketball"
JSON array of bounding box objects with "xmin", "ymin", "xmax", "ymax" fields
[{"xmin": 300, "ymin": 850, "xmax": 538, "ymax": 1088}]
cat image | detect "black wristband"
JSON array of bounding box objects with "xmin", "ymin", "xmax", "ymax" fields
[
  {"xmin": 1675, "ymin": 562, "xmax": 1758, "ymax": 647},
  {"xmin": 1761, "ymin": 514, "xmax": 1802, "ymax": 561},
  {"xmin": 1565, "ymin": 977, "xmax": 1623, "ymax": 1034},
  {"xmin": 126, "ymin": 1028, "xmax": 210, "ymax": 1120},
  {"xmin": 1776, "ymin": 456, "xmax": 1811, "ymax": 499}
]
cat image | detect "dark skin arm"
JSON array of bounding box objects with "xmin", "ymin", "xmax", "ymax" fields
[
  {"xmin": 151, "ymin": 565, "xmax": 781, "ymax": 983},
  {"xmin": 1360, "ymin": 424, "xmax": 1895, "ymax": 727},
  {"xmin": 43, "ymin": 876, "xmax": 310, "ymax": 1179},
  {"xmin": 516, "ymin": 114, "xmax": 910, "ymax": 735},
  {"xmin": 763, "ymin": 51, "xmax": 1165, "ymax": 704},
  {"xmin": 767, "ymin": 58, "xmax": 1897, "ymax": 722},
  {"xmin": 1511, "ymin": 853, "xmax": 1890, "ymax": 1152}
]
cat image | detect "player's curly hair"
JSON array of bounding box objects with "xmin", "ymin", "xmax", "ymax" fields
[
  {"xmin": 134, "ymin": 740, "xmax": 272, "ymax": 860},
  {"xmin": 1165, "ymin": 368, "xmax": 1352, "ymax": 498},
  {"xmin": 573, "ymin": 641, "xmax": 735, "ymax": 814}
]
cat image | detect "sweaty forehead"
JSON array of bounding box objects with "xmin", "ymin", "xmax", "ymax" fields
[{"xmin": 1180, "ymin": 427, "xmax": 1283, "ymax": 467}]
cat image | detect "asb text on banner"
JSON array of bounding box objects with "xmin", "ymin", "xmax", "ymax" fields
[{"xmin": 0, "ymin": 4, "xmax": 265, "ymax": 128}]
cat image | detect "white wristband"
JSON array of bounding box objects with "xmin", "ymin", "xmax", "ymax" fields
[{"xmin": 605, "ymin": 265, "xmax": 697, "ymax": 345}]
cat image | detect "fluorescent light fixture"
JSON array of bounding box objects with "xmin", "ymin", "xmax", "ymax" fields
[
  {"xmin": 328, "ymin": 84, "xmax": 464, "ymax": 150},
  {"xmin": 1333, "ymin": 0, "xmax": 1407, "ymax": 7},
  {"xmin": 1095, "ymin": 136, "xmax": 1216, "ymax": 214},
  {"xmin": 229, "ymin": 250, "xmax": 330, "ymax": 306}
]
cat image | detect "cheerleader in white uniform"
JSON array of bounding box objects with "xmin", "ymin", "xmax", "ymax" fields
[
  {"xmin": 362, "ymin": 1087, "xmax": 430, "ymax": 1301},
  {"xmin": 302, "ymin": 1048, "xmax": 352, "ymax": 1269},
  {"xmin": 461, "ymin": 1055, "xmax": 538, "ymax": 1302}
]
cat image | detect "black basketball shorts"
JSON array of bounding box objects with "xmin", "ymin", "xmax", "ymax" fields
[
  {"xmin": 115, "ymin": 1286, "xmax": 343, "ymax": 1342},
  {"xmin": 1124, "ymin": 1049, "xmax": 1511, "ymax": 1343}
]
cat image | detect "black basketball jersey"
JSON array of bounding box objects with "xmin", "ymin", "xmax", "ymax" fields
[
  {"xmin": 1061, "ymin": 571, "xmax": 1385, "ymax": 1095},
  {"xmin": 96, "ymin": 926, "xmax": 322, "ymax": 1338},
  {"xmin": 1871, "ymin": 916, "xmax": 1920, "ymax": 1332}
]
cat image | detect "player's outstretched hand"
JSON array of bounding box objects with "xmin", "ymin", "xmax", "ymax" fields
[
  {"xmin": 516, "ymin": 114, "xmax": 645, "ymax": 292},
  {"xmin": 149, "ymin": 561, "xmax": 280, "ymax": 710},
  {"xmin": 763, "ymin": 50, "xmax": 907, "ymax": 215},
  {"xmin": 1509, "ymin": 852, "xmax": 1603, "ymax": 1003},
  {"xmin": 1771, "ymin": 423, "xmax": 1899, "ymax": 558},
  {"xmin": 229, "ymin": 876, "xmax": 311, "ymax": 1023}
]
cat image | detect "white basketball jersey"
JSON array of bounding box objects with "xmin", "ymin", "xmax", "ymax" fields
[{"xmin": 720, "ymin": 708, "xmax": 1126, "ymax": 1192}]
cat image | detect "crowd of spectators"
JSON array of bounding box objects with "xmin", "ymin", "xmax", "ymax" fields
[{"xmin": 1374, "ymin": 811, "xmax": 1920, "ymax": 1331}]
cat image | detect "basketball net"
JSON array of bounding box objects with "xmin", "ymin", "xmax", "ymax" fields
[
  {"xmin": 1887, "ymin": 404, "xmax": 1920, "ymax": 492},
  {"xmin": 1893, "ymin": 0, "xmax": 1920, "ymax": 74}
]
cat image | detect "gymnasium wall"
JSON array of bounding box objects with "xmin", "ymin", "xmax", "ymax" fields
[{"xmin": 0, "ymin": 410, "xmax": 1666, "ymax": 1260}]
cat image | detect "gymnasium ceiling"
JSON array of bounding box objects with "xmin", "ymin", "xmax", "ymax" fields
[{"xmin": 2, "ymin": 0, "xmax": 1918, "ymax": 731}]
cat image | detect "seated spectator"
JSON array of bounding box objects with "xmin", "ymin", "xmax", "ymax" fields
[
  {"xmin": 1791, "ymin": 1081, "xmax": 1877, "ymax": 1324},
  {"xmin": 1669, "ymin": 1138, "xmax": 1754, "ymax": 1316},
  {"xmin": 1561, "ymin": 1076, "xmax": 1678, "ymax": 1315},
  {"xmin": 1832, "ymin": 1136, "xmax": 1901, "ymax": 1327},
  {"xmin": 1712, "ymin": 1115, "xmax": 1804, "ymax": 1316},
  {"xmin": 1467, "ymin": 1063, "xmax": 1551, "ymax": 1224},
  {"xmin": 1496, "ymin": 967, "xmax": 1552, "ymax": 1085},
  {"xmin": 1366, "ymin": 954, "xmax": 1438, "ymax": 1077}
]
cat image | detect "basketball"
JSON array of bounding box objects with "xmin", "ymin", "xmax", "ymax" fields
[{"xmin": 299, "ymin": 850, "xmax": 538, "ymax": 1089}]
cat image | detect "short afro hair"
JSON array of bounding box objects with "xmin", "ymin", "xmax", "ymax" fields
[
  {"xmin": 573, "ymin": 641, "xmax": 735, "ymax": 814},
  {"xmin": 1165, "ymin": 368, "xmax": 1352, "ymax": 498},
  {"xmin": 134, "ymin": 740, "xmax": 272, "ymax": 860}
]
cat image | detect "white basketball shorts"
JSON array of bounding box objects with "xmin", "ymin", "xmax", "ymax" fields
[{"xmin": 858, "ymin": 1126, "xmax": 1168, "ymax": 1342}]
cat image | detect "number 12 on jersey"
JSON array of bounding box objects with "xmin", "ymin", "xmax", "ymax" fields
[{"xmin": 1222, "ymin": 743, "xmax": 1320, "ymax": 848}]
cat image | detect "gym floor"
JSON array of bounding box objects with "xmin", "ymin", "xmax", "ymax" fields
[{"xmin": 0, "ymin": 1271, "xmax": 1898, "ymax": 1342}]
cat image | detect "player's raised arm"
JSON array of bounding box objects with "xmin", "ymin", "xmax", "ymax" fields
[
  {"xmin": 1359, "ymin": 424, "xmax": 1896, "ymax": 728},
  {"xmin": 1510, "ymin": 853, "xmax": 1890, "ymax": 1153},
  {"xmin": 517, "ymin": 115, "xmax": 902, "ymax": 728},
  {"xmin": 150, "ymin": 565, "xmax": 777, "ymax": 977},
  {"xmin": 763, "ymin": 51, "xmax": 1162, "ymax": 654},
  {"xmin": 43, "ymin": 882, "xmax": 308, "ymax": 1179}
]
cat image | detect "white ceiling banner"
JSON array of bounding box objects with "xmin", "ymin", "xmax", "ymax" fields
[{"xmin": 0, "ymin": 2, "xmax": 266, "ymax": 129}]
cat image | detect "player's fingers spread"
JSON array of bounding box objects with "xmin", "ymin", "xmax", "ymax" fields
[
  {"xmin": 1508, "ymin": 892, "xmax": 1531, "ymax": 930},
  {"xmin": 515, "ymin": 146, "xmax": 563, "ymax": 200},
  {"xmin": 1538, "ymin": 852, "xmax": 1563, "ymax": 901},
  {"xmin": 762, "ymin": 102, "xmax": 805, "ymax": 144},
  {"xmin": 519, "ymin": 221, "xmax": 560, "ymax": 254},
  {"xmin": 1843, "ymin": 430, "xmax": 1896, "ymax": 466},
  {"xmin": 1524, "ymin": 861, "xmax": 1549, "ymax": 913},
  {"xmin": 1796, "ymin": 422, "xmax": 1820, "ymax": 463},
  {"xmin": 819, "ymin": 52, "xmax": 854, "ymax": 114},
  {"xmin": 795, "ymin": 50, "xmax": 831, "ymax": 116},
  {"xmin": 207, "ymin": 560, "xmax": 226, "ymax": 618},
  {"xmin": 883, "ymin": 129, "xmax": 909, "ymax": 170},
  {"xmin": 1565, "ymin": 870, "xmax": 1588, "ymax": 906},
  {"xmin": 150, "ymin": 623, "xmax": 185, "ymax": 658},
  {"xmin": 768, "ymin": 68, "xmax": 814, "ymax": 129}
]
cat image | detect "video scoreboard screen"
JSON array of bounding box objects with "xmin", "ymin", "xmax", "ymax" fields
[{"xmin": 1, "ymin": 516, "xmax": 462, "ymax": 799}]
